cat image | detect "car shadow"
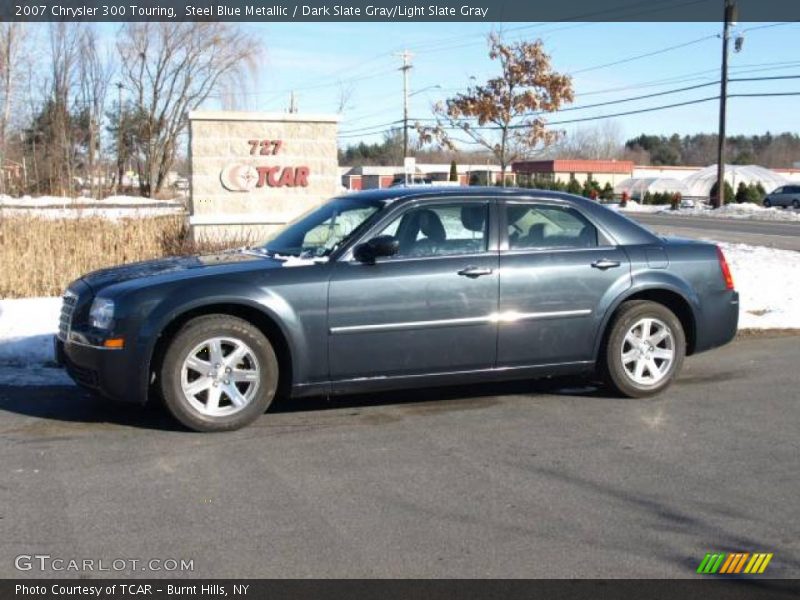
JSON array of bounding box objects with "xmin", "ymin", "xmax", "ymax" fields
[{"xmin": 0, "ymin": 371, "xmax": 622, "ymax": 432}]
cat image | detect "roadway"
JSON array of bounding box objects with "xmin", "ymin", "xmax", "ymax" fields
[{"xmin": 626, "ymin": 212, "xmax": 800, "ymax": 251}]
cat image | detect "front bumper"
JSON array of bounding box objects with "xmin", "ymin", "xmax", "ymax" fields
[{"xmin": 54, "ymin": 335, "xmax": 147, "ymax": 404}]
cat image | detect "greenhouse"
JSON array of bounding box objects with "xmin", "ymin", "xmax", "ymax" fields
[
  {"xmin": 681, "ymin": 164, "xmax": 787, "ymax": 198},
  {"xmin": 615, "ymin": 164, "xmax": 788, "ymax": 200},
  {"xmin": 614, "ymin": 177, "xmax": 688, "ymax": 200}
]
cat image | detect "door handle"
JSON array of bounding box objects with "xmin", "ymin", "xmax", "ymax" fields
[
  {"xmin": 591, "ymin": 259, "xmax": 621, "ymax": 270},
  {"xmin": 458, "ymin": 266, "xmax": 494, "ymax": 278}
]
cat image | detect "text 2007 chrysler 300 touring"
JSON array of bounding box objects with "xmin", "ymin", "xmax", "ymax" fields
[{"xmin": 55, "ymin": 188, "xmax": 739, "ymax": 432}]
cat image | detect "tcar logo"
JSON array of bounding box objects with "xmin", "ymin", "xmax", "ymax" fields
[
  {"xmin": 220, "ymin": 164, "xmax": 259, "ymax": 192},
  {"xmin": 220, "ymin": 163, "xmax": 310, "ymax": 192}
]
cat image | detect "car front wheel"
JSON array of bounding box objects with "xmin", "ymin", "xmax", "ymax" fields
[
  {"xmin": 160, "ymin": 315, "xmax": 279, "ymax": 432},
  {"xmin": 602, "ymin": 300, "xmax": 685, "ymax": 398},
  {"xmin": 763, "ymin": 198, "xmax": 771, "ymax": 207}
]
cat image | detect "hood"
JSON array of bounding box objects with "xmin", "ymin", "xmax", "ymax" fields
[{"xmin": 79, "ymin": 250, "xmax": 289, "ymax": 293}]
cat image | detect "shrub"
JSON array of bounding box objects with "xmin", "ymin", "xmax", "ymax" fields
[
  {"xmin": 735, "ymin": 182, "xmax": 748, "ymax": 204},
  {"xmin": 449, "ymin": 160, "xmax": 458, "ymax": 182},
  {"xmin": 709, "ymin": 180, "xmax": 735, "ymax": 204},
  {"xmin": 566, "ymin": 178, "xmax": 582, "ymax": 195},
  {"xmin": 0, "ymin": 214, "xmax": 252, "ymax": 298}
]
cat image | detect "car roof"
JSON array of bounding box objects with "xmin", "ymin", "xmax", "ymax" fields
[{"xmin": 344, "ymin": 185, "xmax": 573, "ymax": 203}]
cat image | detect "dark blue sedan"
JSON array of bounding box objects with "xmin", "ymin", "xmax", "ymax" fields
[{"xmin": 55, "ymin": 187, "xmax": 739, "ymax": 431}]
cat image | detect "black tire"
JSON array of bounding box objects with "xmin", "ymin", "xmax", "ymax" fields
[
  {"xmin": 763, "ymin": 199, "xmax": 771, "ymax": 208},
  {"xmin": 793, "ymin": 199, "xmax": 800, "ymax": 209},
  {"xmin": 601, "ymin": 300, "xmax": 685, "ymax": 398},
  {"xmin": 160, "ymin": 315, "xmax": 278, "ymax": 432}
]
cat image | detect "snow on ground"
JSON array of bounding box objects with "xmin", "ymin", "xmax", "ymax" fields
[
  {"xmin": 719, "ymin": 242, "xmax": 800, "ymax": 329},
  {"xmin": 0, "ymin": 297, "xmax": 73, "ymax": 386},
  {"xmin": 0, "ymin": 242, "xmax": 797, "ymax": 386},
  {"xmin": 614, "ymin": 200, "xmax": 663, "ymax": 213},
  {"xmin": 0, "ymin": 194, "xmax": 183, "ymax": 207},
  {"xmin": 0, "ymin": 206, "xmax": 185, "ymax": 220},
  {"xmin": 0, "ymin": 194, "xmax": 186, "ymax": 220},
  {"xmin": 619, "ymin": 201, "xmax": 800, "ymax": 222}
]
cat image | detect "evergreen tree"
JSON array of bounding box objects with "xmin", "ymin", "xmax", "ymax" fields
[
  {"xmin": 449, "ymin": 160, "xmax": 458, "ymax": 182},
  {"xmin": 566, "ymin": 178, "xmax": 581, "ymax": 195},
  {"xmin": 735, "ymin": 182, "xmax": 748, "ymax": 204}
]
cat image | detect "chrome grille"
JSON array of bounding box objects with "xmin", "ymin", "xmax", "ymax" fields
[{"xmin": 58, "ymin": 291, "xmax": 78, "ymax": 339}]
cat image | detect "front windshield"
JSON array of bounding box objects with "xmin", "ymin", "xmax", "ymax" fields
[{"xmin": 263, "ymin": 197, "xmax": 385, "ymax": 258}]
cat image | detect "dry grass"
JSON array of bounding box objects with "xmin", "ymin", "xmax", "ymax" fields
[{"xmin": 0, "ymin": 213, "xmax": 254, "ymax": 299}]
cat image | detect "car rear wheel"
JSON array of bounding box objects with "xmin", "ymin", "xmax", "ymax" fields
[
  {"xmin": 161, "ymin": 315, "xmax": 278, "ymax": 432},
  {"xmin": 793, "ymin": 199, "xmax": 799, "ymax": 209},
  {"xmin": 602, "ymin": 300, "xmax": 685, "ymax": 398}
]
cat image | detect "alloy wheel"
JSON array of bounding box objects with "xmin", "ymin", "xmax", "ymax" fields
[
  {"xmin": 620, "ymin": 318, "xmax": 675, "ymax": 386},
  {"xmin": 180, "ymin": 337, "xmax": 261, "ymax": 417}
]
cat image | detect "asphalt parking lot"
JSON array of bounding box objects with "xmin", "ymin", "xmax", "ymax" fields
[{"xmin": 1, "ymin": 333, "xmax": 798, "ymax": 579}]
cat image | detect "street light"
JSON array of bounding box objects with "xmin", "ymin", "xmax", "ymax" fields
[{"xmin": 409, "ymin": 84, "xmax": 442, "ymax": 97}]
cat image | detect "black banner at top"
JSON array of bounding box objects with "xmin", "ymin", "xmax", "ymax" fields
[{"xmin": 4, "ymin": 0, "xmax": 800, "ymax": 22}]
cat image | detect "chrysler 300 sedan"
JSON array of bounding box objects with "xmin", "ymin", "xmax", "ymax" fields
[{"xmin": 55, "ymin": 188, "xmax": 739, "ymax": 431}]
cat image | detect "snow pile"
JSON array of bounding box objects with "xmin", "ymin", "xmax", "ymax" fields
[
  {"xmin": 0, "ymin": 242, "xmax": 797, "ymax": 385},
  {"xmin": 0, "ymin": 296, "xmax": 73, "ymax": 386},
  {"xmin": 0, "ymin": 297, "xmax": 61, "ymax": 366},
  {"xmin": 0, "ymin": 194, "xmax": 186, "ymax": 220},
  {"xmin": 620, "ymin": 201, "xmax": 800, "ymax": 222},
  {"xmin": 614, "ymin": 201, "xmax": 662, "ymax": 213},
  {"xmin": 682, "ymin": 202, "xmax": 800, "ymax": 222},
  {"xmin": 719, "ymin": 242, "xmax": 800, "ymax": 329},
  {"xmin": 0, "ymin": 194, "xmax": 183, "ymax": 207}
]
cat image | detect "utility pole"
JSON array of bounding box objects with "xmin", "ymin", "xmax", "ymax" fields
[
  {"xmin": 115, "ymin": 81, "xmax": 124, "ymax": 194},
  {"xmin": 288, "ymin": 91, "xmax": 298, "ymax": 113},
  {"xmin": 395, "ymin": 50, "xmax": 413, "ymax": 160},
  {"xmin": 714, "ymin": 0, "xmax": 736, "ymax": 209}
]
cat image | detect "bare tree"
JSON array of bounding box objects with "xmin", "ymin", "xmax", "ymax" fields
[
  {"xmin": 0, "ymin": 23, "xmax": 24, "ymax": 192},
  {"xmin": 336, "ymin": 81, "xmax": 355, "ymax": 114},
  {"xmin": 547, "ymin": 121, "xmax": 625, "ymax": 160},
  {"xmin": 49, "ymin": 23, "xmax": 81, "ymax": 195},
  {"xmin": 118, "ymin": 23, "xmax": 258, "ymax": 196},
  {"xmin": 418, "ymin": 34, "xmax": 574, "ymax": 179},
  {"xmin": 78, "ymin": 27, "xmax": 113, "ymax": 198}
]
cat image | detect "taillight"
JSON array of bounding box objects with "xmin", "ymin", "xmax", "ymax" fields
[{"xmin": 716, "ymin": 246, "xmax": 734, "ymax": 290}]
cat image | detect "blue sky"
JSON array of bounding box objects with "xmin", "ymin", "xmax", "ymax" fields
[{"xmin": 215, "ymin": 21, "xmax": 799, "ymax": 147}]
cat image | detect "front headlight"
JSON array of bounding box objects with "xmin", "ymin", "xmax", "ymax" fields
[{"xmin": 89, "ymin": 297, "xmax": 115, "ymax": 329}]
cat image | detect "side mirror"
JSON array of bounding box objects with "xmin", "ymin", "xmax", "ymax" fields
[{"xmin": 353, "ymin": 235, "xmax": 399, "ymax": 263}]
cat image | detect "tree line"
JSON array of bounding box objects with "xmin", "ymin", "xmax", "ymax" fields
[{"xmin": 341, "ymin": 128, "xmax": 800, "ymax": 169}]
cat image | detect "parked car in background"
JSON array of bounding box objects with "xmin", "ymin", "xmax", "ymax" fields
[
  {"xmin": 679, "ymin": 198, "xmax": 696, "ymax": 209},
  {"xmin": 55, "ymin": 187, "xmax": 739, "ymax": 432},
  {"xmin": 763, "ymin": 185, "xmax": 800, "ymax": 208},
  {"xmin": 389, "ymin": 175, "xmax": 433, "ymax": 187}
]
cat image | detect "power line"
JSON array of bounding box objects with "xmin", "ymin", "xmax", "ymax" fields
[
  {"xmin": 337, "ymin": 89, "xmax": 800, "ymax": 138},
  {"xmin": 524, "ymin": 73, "xmax": 800, "ymax": 116},
  {"xmin": 740, "ymin": 21, "xmax": 799, "ymax": 33},
  {"xmin": 569, "ymin": 35, "xmax": 718, "ymax": 76}
]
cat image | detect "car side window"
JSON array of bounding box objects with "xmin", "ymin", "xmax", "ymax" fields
[
  {"xmin": 506, "ymin": 204, "xmax": 598, "ymax": 250},
  {"xmin": 374, "ymin": 202, "xmax": 489, "ymax": 258},
  {"xmin": 773, "ymin": 187, "xmax": 784, "ymax": 194}
]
